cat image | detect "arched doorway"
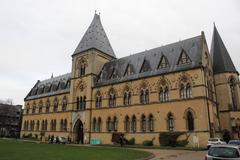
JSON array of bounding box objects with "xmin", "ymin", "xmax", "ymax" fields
[{"xmin": 73, "ymin": 119, "xmax": 84, "ymax": 144}]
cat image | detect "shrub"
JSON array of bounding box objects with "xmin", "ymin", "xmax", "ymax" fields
[
  {"xmin": 159, "ymin": 132, "xmax": 188, "ymax": 147},
  {"xmin": 35, "ymin": 134, "xmax": 38, "ymax": 139},
  {"xmin": 176, "ymin": 140, "xmax": 189, "ymax": 147},
  {"xmin": 27, "ymin": 133, "xmax": 32, "ymax": 138},
  {"xmin": 143, "ymin": 140, "xmax": 153, "ymax": 146},
  {"xmin": 127, "ymin": 138, "xmax": 135, "ymax": 145}
]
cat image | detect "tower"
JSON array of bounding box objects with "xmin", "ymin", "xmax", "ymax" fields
[
  {"xmin": 69, "ymin": 13, "xmax": 116, "ymax": 143},
  {"xmin": 211, "ymin": 24, "xmax": 240, "ymax": 136}
]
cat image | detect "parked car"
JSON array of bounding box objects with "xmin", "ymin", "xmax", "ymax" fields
[
  {"xmin": 207, "ymin": 138, "xmax": 226, "ymax": 149},
  {"xmin": 53, "ymin": 136, "xmax": 67, "ymax": 144},
  {"xmin": 205, "ymin": 144, "xmax": 240, "ymax": 160},
  {"xmin": 229, "ymin": 140, "xmax": 240, "ymax": 146}
]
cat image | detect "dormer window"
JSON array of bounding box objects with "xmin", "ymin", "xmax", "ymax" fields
[
  {"xmin": 124, "ymin": 64, "xmax": 133, "ymax": 76},
  {"xmin": 80, "ymin": 63, "xmax": 86, "ymax": 76},
  {"xmin": 177, "ymin": 50, "xmax": 191, "ymax": 65},
  {"xmin": 140, "ymin": 59, "xmax": 151, "ymax": 73},
  {"xmin": 110, "ymin": 68, "xmax": 118, "ymax": 79},
  {"xmin": 158, "ymin": 55, "xmax": 169, "ymax": 69},
  {"xmin": 99, "ymin": 72, "xmax": 104, "ymax": 81}
]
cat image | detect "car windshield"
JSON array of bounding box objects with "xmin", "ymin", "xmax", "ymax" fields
[
  {"xmin": 208, "ymin": 147, "xmax": 239, "ymax": 158},
  {"xmin": 229, "ymin": 141, "xmax": 240, "ymax": 145}
]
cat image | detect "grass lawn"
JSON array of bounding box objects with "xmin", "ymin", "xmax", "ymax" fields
[{"xmin": 0, "ymin": 139, "xmax": 151, "ymax": 160}]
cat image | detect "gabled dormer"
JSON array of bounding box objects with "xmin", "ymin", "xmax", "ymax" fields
[
  {"xmin": 177, "ymin": 50, "xmax": 191, "ymax": 65},
  {"xmin": 158, "ymin": 55, "xmax": 169, "ymax": 69},
  {"xmin": 124, "ymin": 64, "xmax": 134, "ymax": 76},
  {"xmin": 140, "ymin": 59, "xmax": 151, "ymax": 73},
  {"xmin": 109, "ymin": 68, "xmax": 118, "ymax": 79}
]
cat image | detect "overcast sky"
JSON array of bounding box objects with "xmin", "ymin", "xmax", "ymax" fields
[{"xmin": 0, "ymin": 0, "xmax": 240, "ymax": 105}]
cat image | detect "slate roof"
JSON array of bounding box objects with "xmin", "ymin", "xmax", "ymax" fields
[
  {"xmin": 95, "ymin": 35, "xmax": 203, "ymax": 86},
  {"xmin": 210, "ymin": 25, "xmax": 237, "ymax": 74},
  {"xmin": 72, "ymin": 13, "xmax": 116, "ymax": 58},
  {"xmin": 25, "ymin": 73, "xmax": 71, "ymax": 100}
]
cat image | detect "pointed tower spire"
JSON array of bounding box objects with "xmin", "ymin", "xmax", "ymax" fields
[
  {"xmin": 73, "ymin": 13, "xmax": 116, "ymax": 58},
  {"xmin": 210, "ymin": 24, "xmax": 237, "ymax": 74}
]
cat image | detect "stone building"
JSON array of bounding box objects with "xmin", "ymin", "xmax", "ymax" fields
[
  {"xmin": 21, "ymin": 14, "xmax": 240, "ymax": 146},
  {"xmin": 0, "ymin": 103, "xmax": 22, "ymax": 137}
]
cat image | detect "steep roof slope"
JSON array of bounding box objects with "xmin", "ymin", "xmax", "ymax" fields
[
  {"xmin": 73, "ymin": 13, "xmax": 116, "ymax": 58},
  {"xmin": 96, "ymin": 35, "xmax": 203, "ymax": 86},
  {"xmin": 25, "ymin": 73, "xmax": 71, "ymax": 100},
  {"xmin": 210, "ymin": 25, "xmax": 237, "ymax": 74}
]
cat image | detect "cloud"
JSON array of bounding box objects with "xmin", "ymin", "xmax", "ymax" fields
[{"xmin": 0, "ymin": 0, "xmax": 240, "ymax": 105}]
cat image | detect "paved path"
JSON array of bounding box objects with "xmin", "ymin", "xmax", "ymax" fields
[{"xmin": 134, "ymin": 148, "xmax": 206, "ymax": 160}]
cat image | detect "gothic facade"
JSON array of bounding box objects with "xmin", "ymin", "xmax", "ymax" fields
[{"xmin": 21, "ymin": 14, "xmax": 240, "ymax": 147}]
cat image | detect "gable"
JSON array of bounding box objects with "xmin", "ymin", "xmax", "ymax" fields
[
  {"xmin": 177, "ymin": 50, "xmax": 191, "ymax": 65},
  {"xmin": 140, "ymin": 59, "xmax": 151, "ymax": 73},
  {"xmin": 158, "ymin": 55, "xmax": 169, "ymax": 69}
]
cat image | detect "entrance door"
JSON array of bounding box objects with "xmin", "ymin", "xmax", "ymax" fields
[{"xmin": 73, "ymin": 119, "xmax": 84, "ymax": 144}]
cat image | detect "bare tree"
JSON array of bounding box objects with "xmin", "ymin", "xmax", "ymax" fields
[{"xmin": 0, "ymin": 98, "xmax": 13, "ymax": 105}]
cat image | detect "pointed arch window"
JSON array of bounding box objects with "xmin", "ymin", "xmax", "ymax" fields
[
  {"xmin": 51, "ymin": 120, "xmax": 54, "ymax": 131},
  {"xmin": 158, "ymin": 55, "xmax": 169, "ymax": 69},
  {"xmin": 180, "ymin": 83, "xmax": 192, "ymax": 99},
  {"xmin": 41, "ymin": 120, "xmax": 45, "ymax": 131},
  {"xmin": 26, "ymin": 103, "xmax": 30, "ymax": 114},
  {"xmin": 141, "ymin": 114, "xmax": 146, "ymax": 132},
  {"xmin": 79, "ymin": 63, "xmax": 86, "ymax": 76},
  {"xmin": 39, "ymin": 101, "xmax": 43, "ymax": 113},
  {"xmin": 148, "ymin": 114, "xmax": 154, "ymax": 132},
  {"xmin": 167, "ymin": 113, "xmax": 174, "ymax": 131},
  {"xmin": 36, "ymin": 120, "xmax": 40, "ymax": 131},
  {"xmin": 159, "ymin": 86, "xmax": 169, "ymax": 102},
  {"xmin": 96, "ymin": 92, "xmax": 102, "ymax": 108},
  {"xmin": 44, "ymin": 120, "xmax": 48, "ymax": 131},
  {"xmin": 178, "ymin": 50, "xmax": 191, "ymax": 65},
  {"xmin": 92, "ymin": 118, "xmax": 97, "ymax": 132},
  {"xmin": 83, "ymin": 96, "xmax": 86, "ymax": 110},
  {"xmin": 53, "ymin": 98, "xmax": 58, "ymax": 112},
  {"xmin": 124, "ymin": 116, "xmax": 130, "ymax": 132},
  {"xmin": 124, "ymin": 91, "xmax": 131, "ymax": 106},
  {"xmin": 46, "ymin": 100, "xmax": 50, "ymax": 113},
  {"xmin": 230, "ymin": 78, "xmax": 237, "ymax": 111},
  {"xmin": 50, "ymin": 119, "xmax": 56, "ymax": 131},
  {"xmin": 60, "ymin": 119, "xmax": 67, "ymax": 131},
  {"xmin": 140, "ymin": 89, "xmax": 149, "ymax": 104},
  {"xmin": 207, "ymin": 80, "xmax": 214, "ymax": 100},
  {"xmin": 131, "ymin": 115, "xmax": 137, "ymax": 133},
  {"xmin": 109, "ymin": 89, "xmax": 116, "ymax": 107},
  {"xmin": 76, "ymin": 96, "xmax": 86, "ymax": 110},
  {"xmin": 32, "ymin": 102, "xmax": 36, "ymax": 114},
  {"xmin": 106, "ymin": 117, "xmax": 112, "ymax": 132},
  {"xmin": 62, "ymin": 96, "xmax": 67, "ymax": 111},
  {"xmin": 76, "ymin": 97, "xmax": 80, "ymax": 110},
  {"xmin": 186, "ymin": 111, "xmax": 194, "ymax": 131},
  {"xmin": 97, "ymin": 117, "xmax": 102, "ymax": 132},
  {"xmin": 113, "ymin": 116, "xmax": 118, "ymax": 131}
]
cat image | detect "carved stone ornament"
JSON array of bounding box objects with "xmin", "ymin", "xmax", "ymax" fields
[{"xmin": 76, "ymin": 79, "xmax": 86, "ymax": 91}]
